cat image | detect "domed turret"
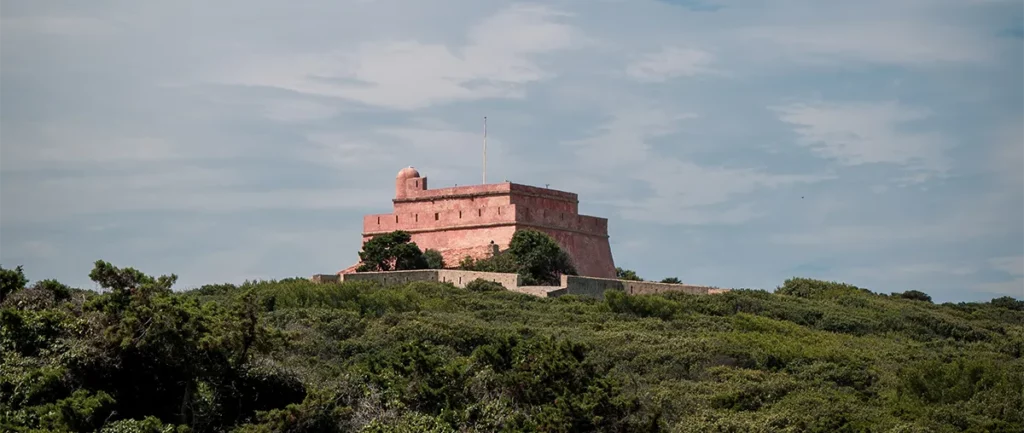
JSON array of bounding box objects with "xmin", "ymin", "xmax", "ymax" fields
[
  {"xmin": 396, "ymin": 166, "xmax": 420, "ymax": 180},
  {"xmin": 395, "ymin": 166, "xmax": 425, "ymax": 199}
]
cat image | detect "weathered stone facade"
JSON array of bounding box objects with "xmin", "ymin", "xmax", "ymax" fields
[{"xmin": 341, "ymin": 166, "xmax": 617, "ymax": 278}]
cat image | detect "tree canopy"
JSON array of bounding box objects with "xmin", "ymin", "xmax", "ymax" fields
[
  {"xmin": 460, "ymin": 229, "xmax": 577, "ymax": 285},
  {"xmin": 616, "ymin": 267, "xmax": 643, "ymax": 281},
  {"xmin": 356, "ymin": 231, "xmax": 429, "ymax": 272}
]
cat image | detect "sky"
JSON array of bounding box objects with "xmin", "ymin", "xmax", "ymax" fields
[{"xmin": 1, "ymin": 0, "xmax": 1021, "ymax": 303}]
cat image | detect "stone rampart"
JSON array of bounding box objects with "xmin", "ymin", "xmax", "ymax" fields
[
  {"xmin": 437, "ymin": 269, "xmax": 521, "ymax": 291},
  {"xmin": 320, "ymin": 270, "xmax": 723, "ymax": 299},
  {"xmin": 337, "ymin": 269, "xmax": 522, "ymax": 291},
  {"xmin": 311, "ymin": 274, "xmax": 340, "ymax": 283},
  {"xmin": 340, "ymin": 270, "xmax": 440, "ymax": 286},
  {"xmin": 559, "ymin": 275, "xmax": 712, "ymax": 297}
]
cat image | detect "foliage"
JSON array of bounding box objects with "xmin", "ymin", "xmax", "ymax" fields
[
  {"xmin": 895, "ymin": 290, "xmax": 933, "ymax": 303},
  {"xmin": 660, "ymin": 277, "xmax": 682, "ymax": 284},
  {"xmin": 356, "ymin": 231, "xmax": 429, "ymax": 272},
  {"xmin": 1, "ymin": 264, "xmax": 29, "ymax": 303},
  {"xmin": 460, "ymin": 229, "xmax": 577, "ymax": 285},
  {"xmin": 423, "ymin": 249, "xmax": 445, "ymax": 270},
  {"xmin": 775, "ymin": 277, "xmax": 871, "ymax": 298},
  {"xmin": 3, "ymin": 263, "xmax": 1023, "ymax": 433},
  {"xmin": 616, "ymin": 267, "xmax": 643, "ymax": 281},
  {"xmin": 465, "ymin": 279, "xmax": 505, "ymax": 292}
]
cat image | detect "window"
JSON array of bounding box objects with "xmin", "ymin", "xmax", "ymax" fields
[
  {"xmin": 434, "ymin": 213, "xmax": 439, "ymax": 221},
  {"xmin": 459, "ymin": 211, "xmax": 462, "ymax": 218},
  {"xmin": 478, "ymin": 209, "xmax": 482, "ymax": 217},
  {"xmin": 377, "ymin": 216, "xmax": 380, "ymax": 224},
  {"xmin": 395, "ymin": 215, "xmax": 398, "ymax": 223},
  {"xmin": 415, "ymin": 214, "xmax": 418, "ymax": 222}
]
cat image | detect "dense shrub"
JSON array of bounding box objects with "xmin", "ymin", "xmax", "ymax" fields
[
  {"xmin": 465, "ymin": 279, "xmax": 505, "ymax": 292},
  {"xmin": 461, "ymin": 229, "xmax": 577, "ymax": 285},
  {"xmin": 775, "ymin": 277, "xmax": 870, "ymax": 299},
  {"xmin": 895, "ymin": 290, "xmax": 933, "ymax": 303},
  {"xmin": 2, "ymin": 264, "xmax": 1022, "ymax": 432}
]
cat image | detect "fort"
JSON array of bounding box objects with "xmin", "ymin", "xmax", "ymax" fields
[
  {"xmin": 338, "ymin": 166, "xmax": 616, "ymax": 278},
  {"xmin": 317, "ymin": 166, "xmax": 730, "ymax": 299}
]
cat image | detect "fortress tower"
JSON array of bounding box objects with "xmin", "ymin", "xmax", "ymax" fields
[{"xmin": 340, "ymin": 166, "xmax": 616, "ymax": 278}]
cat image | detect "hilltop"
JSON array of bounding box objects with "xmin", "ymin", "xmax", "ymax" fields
[{"xmin": 1, "ymin": 262, "xmax": 1022, "ymax": 432}]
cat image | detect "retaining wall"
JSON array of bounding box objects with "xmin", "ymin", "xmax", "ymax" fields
[
  {"xmin": 318, "ymin": 270, "xmax": 725, "ymax": 299},
  {"xmin": 560, "ymin": 275, "xmax": 712, "ymax": 297},
  {"xmin": 337, "ymin": 269, "xmax": 522, "ymax": 291}
]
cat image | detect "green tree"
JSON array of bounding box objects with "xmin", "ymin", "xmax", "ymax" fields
[
  {"xmin": 0, "ymin": 264, "xmax": 29, "ymax": 303},
  {"xmin": 356, "ymin": 231, "xmax": 429, "ymax": 272},
  {"xmin": 507, "ymin": 229, "xmax": 577, "ymax": 285},
  {"xmin": 660, "ymin": 277, "xmax": 682, "ymax": 284},
  {"xmin": 895, "ymin": 290, "xmax": 932, "ymax": 303},
  {"xmin": 616, "ymin": 267, "xmax": 642, "ymax": 281},
  {"xmin": 423, "ymin": 249, "xmax": 445, "ymax": 269}
]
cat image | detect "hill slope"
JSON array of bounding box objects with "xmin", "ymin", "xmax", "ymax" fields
[{"xmin": 2, "ymin": 263, "xmax": 1022, "ymax": 432}]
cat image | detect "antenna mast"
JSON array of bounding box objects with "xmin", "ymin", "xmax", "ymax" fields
[{"xmin": 482, "ymin": 116, "xmax": 487, "ymax": 184}]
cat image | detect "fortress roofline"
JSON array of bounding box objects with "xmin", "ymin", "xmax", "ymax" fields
[{"xmin": 393, "ymin": 177, "xmax": 578, "ymax": 204}]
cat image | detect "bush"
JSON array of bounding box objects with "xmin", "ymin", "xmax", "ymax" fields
[
  {"xmin": 465, "ymin": 279, "xmax": 506, "ymax": 292},
  {"xmin": 1, "ymin": 264, "xmax": 29, "ymax": 303},
  {"xmin": 775, "ymin": 277, "xmax": 870, "ymax": 299},
  {"xmin": 460, "ymin": 229, "xmax": 577, "ymax": 286},
  {"xmin": 423, "ymin": 249, "xmax": 445, "ymax": 270},
  {"xmin": 895, "ymin": 290, "xmax": 933, "ymax": 303},
  {"xmin": 5, "ymin": 260, "xmax": 1024, "ymax": 433}
]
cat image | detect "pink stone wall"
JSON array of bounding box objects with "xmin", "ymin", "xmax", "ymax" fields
[
  {"xmin": 346, "ymin": 171, "xmax": 617, "ymax": 279},
  {"xmin": 524, "ymin": 225, "xmax": 616, "ymax": 279},
  {"xmin": 363, "ymin": 204, "xmax": 517, "ymax": 235}
]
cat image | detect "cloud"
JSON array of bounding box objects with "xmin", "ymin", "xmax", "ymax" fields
[
  {"xmin": 989, "ymin": 256, "xmax": 1024, "ymax": 276},
  {"xmin": 0, "ymin": 166, "xmax": 384, "ymax": 224},
  {"xmin": 987, "ymin": 120, "xmax": 1024, "ymax": 189},
  {"xmin": 976, "ymin": 256, "xmax": 1024, "ymax": 297},
  {"xmin": 0, "ymin": 0, "xmax": 1019, "ymax": 301},
  {"xmin": 626, "ymin": 46, "xmax": 717, "ymax": 82},
  {"xmin": 214, "ymin": 4, "xmax": 586, "ymax": 110},
  {"xmin": 741, "ymin": 21, "xmax": 994, "ymax": 66},
  {"xmin": 0, "ymin": 16, "xmax": 116, "ymax": 37},
  {"xmin": 772, "ymin": 101, "xmax": 952, "ymax": 181},
  {"xmin": 562, "ymin": 105, "xmax": 830, "ymax": 224}
]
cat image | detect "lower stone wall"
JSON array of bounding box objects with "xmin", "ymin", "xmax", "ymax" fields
[
  {"xmin": 311, "ymin": 274, "xmax": 340, "ymax": 283},
  {"xmin": 320, "ymin": 270, "xmax": 723, "ymax": 299},
  {"xmin": 560, "ymin": 275, "xmax": 712, "ymax": 297},
  {"xmin": 340, "ymin": 270, "xmax": 439, "ymax": 286},
  {"xmin": 336, "ymin": 269, "xmax": 522, "ymax": 291},
  {"xmin": 514, "ymin": 286, "xmax": 568, "ymax": 297},
  {"xmin": 437, "ymin": 269, "xmax": 521, "ymax": 291}
]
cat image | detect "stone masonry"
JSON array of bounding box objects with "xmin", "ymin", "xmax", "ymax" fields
[
  {"xmin": 312, "ymin": 269, "xmax": 729, "ymax": 299},
  {"xmin": 339, "ymin": 166, "xmax": 617, "ymax": 278}
]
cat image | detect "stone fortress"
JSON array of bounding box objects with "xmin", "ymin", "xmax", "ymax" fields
[{"xmin": 314, "ymin": 166, "xmax": 728, "ymax": 298}]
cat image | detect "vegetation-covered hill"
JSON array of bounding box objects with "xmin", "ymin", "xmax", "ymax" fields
[{"xmin": 2, "ymin": 262, "xmax": 1022, "ymax": 432}]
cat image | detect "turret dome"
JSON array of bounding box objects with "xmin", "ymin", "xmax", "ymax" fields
[{"xmin": 396, "ymin": 166, "xmax": 421, "ymax": 179}]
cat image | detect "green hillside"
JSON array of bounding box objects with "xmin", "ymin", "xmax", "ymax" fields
[{"xmin": 2, "ymin": 262, "xmax": 1022, "ymax": 432}]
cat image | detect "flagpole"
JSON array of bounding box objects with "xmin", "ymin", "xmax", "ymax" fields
[{"xmin": 482, "ymin": 116, "xmax": 487, "ymax": 184}]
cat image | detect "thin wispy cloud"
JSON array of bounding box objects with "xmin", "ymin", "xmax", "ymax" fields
[{"xmin": 1, "ymin": 0, "xmax": 1020, "ymax": 301}]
